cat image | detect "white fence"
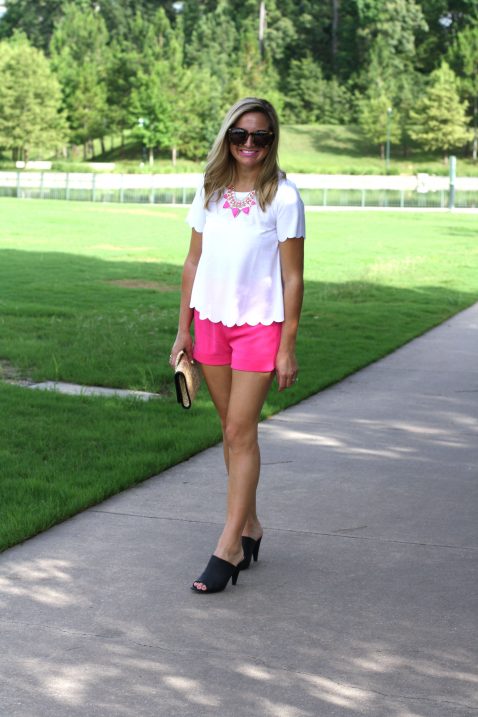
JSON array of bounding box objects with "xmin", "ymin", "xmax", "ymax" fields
[{"xmin": 0, "ymin": 170, "xmax": 477, "ymax": 208}]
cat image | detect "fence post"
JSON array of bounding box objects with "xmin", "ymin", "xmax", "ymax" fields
[
  {"xmin": 361, "ymin": 188, "xmax": 365, "ymax": 208},
  {"xmin": 448, "ymin": 155, "xmax": 456, "ymax": 210},
  {"xmin": 323, "ymin": 188, "xmax": 327, "ymax": 207},
  {"xmin": 16, "ymin": 170, "xmax": 21, "ymax": 198},
  {"xmin": 91, "ymin": 173, "xmax": 97, "ymax": 202},
  {"xmin": 40, "ymin": 171, "xmax": 45, "ymax": 199},
  {"xmin": 65, "ymin": 172, "xmax": 70, "ymax": 201},
  {"xmin": 120, "ymin": 174, "xmax": 124, "ymax": 204}
]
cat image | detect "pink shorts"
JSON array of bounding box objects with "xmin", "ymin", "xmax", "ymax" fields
[{"xmin": 193, "ymin": 310, "xmax": 282, "ymax": 372}]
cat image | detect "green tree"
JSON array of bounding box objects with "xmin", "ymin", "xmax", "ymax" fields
[
  {"xmin": 447, "ymin": 24, "xmax": 478, "ymax": 159},
  {"xmin": 357, "ymin": 41, "xmax": 402, "ymax": 157},
  {"xmin": 98, "ymin": 0, "xmax": 177, "ymax": 36},
  {"xmin": 131, "ymin": 67, "xmax": 174, "ymax": 166},
  {"xmin": 50, "ymin": 2, "xmax": 110, "ymax": 158},
  {"xmin": 355, "ymin": 0, "xmax": 428, "ymax": 151},
  {"xmin": 283, "ymin": 56, "xmax": 328, "ymax": 123},
  {"xmin": 359, "ymin": 0, "xmax": 427, "ymax": 57},
  {"xmin": 358, "ymin": 91, "xmax": 401, "ymax": 159},
  {"xmin": 284, "ymin": 55, "xmax": 355, "ymax": 124},
  {"xmin": 416, "ymin": 0, "xmax": 478, "ymax": 72},
  {"xmin": 0, "ymin": 33, "xmax": 67, "ymax": 161},
  {"xmin": 409, "ymin": 61, "xmax": 471, "ymax": 159},
  {"xmin": 107, "ymin": 7, "xmax": 177, "ymax": 144},
  {"xmin": 178, "ymin": 66, "xmax": 224, "ymax": 160},
  {"xmin": 0, "ymin": 0, "xmax": 66, "ymax": 50}
]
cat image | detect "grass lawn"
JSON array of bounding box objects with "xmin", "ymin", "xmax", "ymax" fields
[{"xmin": 1, "ymin": 198, "xmax": 477, "ymax": 552}]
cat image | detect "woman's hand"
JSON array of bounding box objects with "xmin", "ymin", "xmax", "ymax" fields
[
  {"xmin": 169, "ymin": 330, "xmax": 194, "ymax": 368},
  {"xmin": 275, "ymin": 347, "xmax": 298, "ymax": 391}
]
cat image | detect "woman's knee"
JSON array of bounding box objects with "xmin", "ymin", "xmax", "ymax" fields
[{"xmin": 224, "ymin": 420, "xmax": 258, "ymax": 453}]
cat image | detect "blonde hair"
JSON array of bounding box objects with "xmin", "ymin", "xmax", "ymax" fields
[{"xmin": 204, "ymin": 97, "xmax": 285, "ymax": 211}]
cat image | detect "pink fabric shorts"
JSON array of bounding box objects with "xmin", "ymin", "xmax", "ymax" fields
[{"xmin": 193, "ymin": 310, "xmax": 282, "ymax": 372}]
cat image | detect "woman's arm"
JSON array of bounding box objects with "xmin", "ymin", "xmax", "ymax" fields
[
  {"xmin": 276, "ymin": 237, "xmax": 304, "ymax": 391},
  {"xmin": 170, "ymin": 229, "xmax": 202, "ymax": 365}
]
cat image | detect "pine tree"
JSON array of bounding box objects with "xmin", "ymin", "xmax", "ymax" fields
[
  {"xmin": 409, "ymin": 61, "xmax": 471, "ymax": 159},
  {"xmin": 357, "ymin": 44, "xmax": 402, "ymax": 157},
  {"xmin": 358, "ymin": 93, "xmax": 401, "ymax": 159},
  {"xmin": 50, "ymin": 2, "xmax": 110, "ymax": 158},
  {"xmin": 283, "ymin": 56, "xmax": 331, "ymax": 123}
]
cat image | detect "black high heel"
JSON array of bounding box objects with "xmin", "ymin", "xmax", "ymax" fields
[
  {"xmin": 238, "ymin": 536, "xmax": 263, "ymax": 571},
  {"xmin": 252, "ymin": 536, "xmax": 262, "ymax": 562},
  {"xmin": 191, "ymin": 555, "xmax": 240, "ymax": 594}
]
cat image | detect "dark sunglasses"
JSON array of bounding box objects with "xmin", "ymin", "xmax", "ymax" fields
[{"xmin": 227, "ymin": 127, "xmax": 275, "ymax": 148}]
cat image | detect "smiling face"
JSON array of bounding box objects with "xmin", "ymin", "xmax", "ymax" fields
[{"xmin": 228, "ymin": 111, "xmax": 272, "ymax": 171}]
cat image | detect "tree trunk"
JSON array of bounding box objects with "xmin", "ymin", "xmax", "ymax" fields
[
  {"xmin": 259, "ymin": 1, "xmax": 266, "ymax": 59},
  {"xmin": 473, "ymin": 97, "xmax": 477, "ymax": 161},
  {"xmin": 100, "ymin": 137, "xmax": 106, "ymax": 155},
  {"xmin": 331, "ymin": 0, "xmax": 339, "ymax": 73},
  {"xmin": 149, "ymin": 147, "xmax": 154, "ymax": 165},
  {"xmin": 380, "ymin": 143, "xmax": 384, "ymax": 160},
  {"xmin": 172, "ymin": 146, "xmax": 177, "ymax": 166}
]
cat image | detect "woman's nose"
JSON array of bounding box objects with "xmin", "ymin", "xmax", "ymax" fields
[{"xmin": 243, "ymin": 133, "xmax": 254, "ymax": 147}]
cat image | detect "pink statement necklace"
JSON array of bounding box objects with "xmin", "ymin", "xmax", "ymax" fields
[{"xmin": 223, "ymin": 186, "xmax": 256, "ymax": 217}]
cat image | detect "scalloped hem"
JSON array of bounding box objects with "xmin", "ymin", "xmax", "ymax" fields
[{"xmin": 192, "ymin": 307, "xmax": 284, "ymax": 327}]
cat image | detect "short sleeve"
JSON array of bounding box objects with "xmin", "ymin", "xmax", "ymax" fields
[
  {"xmin": 276, "ymin": 181, "xmax": 305, "ymax": 243},
  {"xmin": 186, "ymin": 182, "xmax": 206, "ymax": 233}
]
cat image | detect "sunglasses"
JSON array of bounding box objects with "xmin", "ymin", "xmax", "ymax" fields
[{"xmin": 227, "ymin": 127, "xmax": 275, "ymax": 148}]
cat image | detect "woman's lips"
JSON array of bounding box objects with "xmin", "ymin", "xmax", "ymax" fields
[{"xmin": 239, "ymin": 149, "xmax": 259, "ymax": 156}]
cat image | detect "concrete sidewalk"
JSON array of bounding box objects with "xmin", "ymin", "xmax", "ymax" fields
[{"xmin": 1, "ymin": 304, "xmax": 477, "ymax": 717}]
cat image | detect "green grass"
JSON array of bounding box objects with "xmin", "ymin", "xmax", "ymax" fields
[
  {"xmin": 1, "ymin": 197, "xmax": 478, "ymax": 551},
  {"xmin": 2, "ymin": 125, "xmax": 477, "ymax": 175},
  {"xmin": 279, "ymin": 125, "xmax": 478, "ymax": 176}
]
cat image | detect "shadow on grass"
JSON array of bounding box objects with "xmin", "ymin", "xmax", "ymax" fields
[
  {"xmin": 293, "ymin": 124, "xmax": 467, "ymax": 169},
  {"xmin": 0, "ymin": 246, "xmax": 475, "ymax": 397},
  {"xmin": 0, "ymin": 247, "xmax": 477, "ymax": 552}
]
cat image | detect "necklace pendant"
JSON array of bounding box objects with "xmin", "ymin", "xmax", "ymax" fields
[{"xmin": 223, "ymin": 186, "xmax": 256, "ymax": 218}]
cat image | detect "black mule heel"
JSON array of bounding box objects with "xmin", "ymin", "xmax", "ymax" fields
[
  {"xmin": 252, "ymin": 536, "xmax": 262, "ymax": 562},
  {"xmin": 238, "ymin": 537, "xmax": 255, "ymax": 571},
  {"xmin": 191, "ymin": 555, "xmax": 240, "ymax": 594},
  {"xmin": 238, "ymin": 535, "xmax": 263, "ymax": 571}
]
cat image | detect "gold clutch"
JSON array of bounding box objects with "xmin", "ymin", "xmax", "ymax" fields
[{"xmin": 174, "ymin": 350, "xmax": 201, "ymax": 409}]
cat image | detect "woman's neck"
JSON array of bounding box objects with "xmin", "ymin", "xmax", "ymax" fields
[{"xmin": 233, "ymin": 167, "xmax": 260, "ymax": 192}]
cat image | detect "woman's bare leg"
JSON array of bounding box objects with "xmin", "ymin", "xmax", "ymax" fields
[
  {"xmin": 201, "ymin": 364, "xmax": 263, "ymax": 537},
  {"xmin": 194, "ymin": 367, "xmax": 273, "ymax": 590},
  {"xmin": 199, "ymin": 363, "xmax": 232, "ymax": 469}
]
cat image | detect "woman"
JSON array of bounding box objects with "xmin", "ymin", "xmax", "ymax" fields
[{"xmin": 170, "ymin": 97, "xmax": 305, "ymax": 593}]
